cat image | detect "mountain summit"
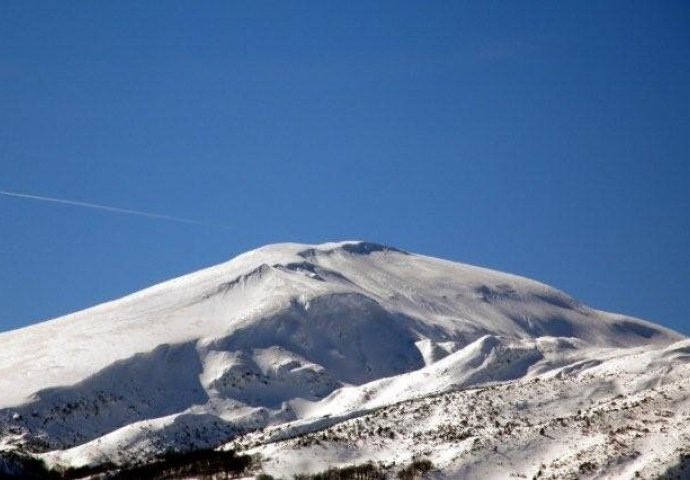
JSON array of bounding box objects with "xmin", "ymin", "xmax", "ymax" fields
[{"xmin": 0, "ymin": 241, "xmax": 686, "ymax": 478}]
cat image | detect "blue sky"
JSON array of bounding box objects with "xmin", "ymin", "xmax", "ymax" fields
[{"xmin": 1, "ymin": 1, "xmax": 688, "ymax": 335}]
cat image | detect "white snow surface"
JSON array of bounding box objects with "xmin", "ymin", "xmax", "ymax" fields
[{"xmin": 0, "ymin": 241, "xmax": 686, "ymax": 478}]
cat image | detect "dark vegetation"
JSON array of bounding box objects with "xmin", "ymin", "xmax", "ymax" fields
[
  {"xmin": 396, "ymin": 459, "xmax": 434, "ymax": 480},
  {"xmin": 0, "ymin": 444, "xmax": 432, "ymax": 480},
  {"xmin": 279, "ymin": 458, "xmax": 434, "ymax": 480},
  {"xmin": 0, "ymin": 450, "xmax": 61, "ymax": 479},
  {"xmin": 578, "ymin": 461, "xmax": 597, "ymax": 475},
  {"xmin": 0, "ymin": 449, "xmax": 253, "ymax": 480},
  {"xmin": 103, "ymin": 449, "xmax": 252, "ymax": 479},
  {"xmin": 293, "ymin": 461, "xmax": 387, "ymax": 480}
]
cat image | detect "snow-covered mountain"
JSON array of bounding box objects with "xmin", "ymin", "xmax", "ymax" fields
[{"xmin": 0, "ymin": 241, "xmax": 686, "ymax": 479}]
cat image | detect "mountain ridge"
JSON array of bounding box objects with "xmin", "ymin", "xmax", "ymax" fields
[{"xmin": 0, "ymin": 241, "xmax": 686, "ymax": 478}]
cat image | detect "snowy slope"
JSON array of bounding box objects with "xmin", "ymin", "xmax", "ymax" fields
[
  {"xmin": 0, "ymin": 241, "xmax": 685, "ymax": 478},
  {"xmin": 241, "ymin": 338, "xmax": 690, "ymax": 480}
]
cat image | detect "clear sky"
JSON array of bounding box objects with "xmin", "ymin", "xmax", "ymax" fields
[{"xmin": 1, "ymin": 1, "xmax": 688, "ymax": 335}]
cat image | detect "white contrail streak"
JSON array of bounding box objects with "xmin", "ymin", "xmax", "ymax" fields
[{"xmin": 0, "ymin": 189, "xmax": 228, "ymax": 229}]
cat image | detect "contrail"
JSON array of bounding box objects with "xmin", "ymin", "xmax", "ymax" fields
[{"xmin": 0, "ymin": 189, "xmax": 228, "ymax": 229}]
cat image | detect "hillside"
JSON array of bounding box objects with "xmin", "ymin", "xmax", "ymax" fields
[{"xmin": 0, "ymin": 241, "xmax": 685, "ymax": 479}]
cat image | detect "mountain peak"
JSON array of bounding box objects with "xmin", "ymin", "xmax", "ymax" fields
[
  {"xmin": 236, "ymin": 240, "xmax": 405, "ymax": 262},
  {"xmin": 0, "ymin": 242, "xmax": 685, "ymax": 478}
]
